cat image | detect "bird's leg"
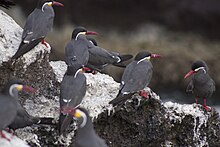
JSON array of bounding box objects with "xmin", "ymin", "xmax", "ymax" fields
[
  {"xmin": 203, "ymin": 98, "xmax": 211, "ymax": 111},
  {"xmin": 7, "ymin": 129, "xmax": 16, "ymax": 136},
  {"xmin": 195, "ymin": 98, "xmax": 198, "ymax": 104},
  {"xmin": 41, "ymin": 39, "xmax": 49, "ymax": 48},
  {"xmin": 139, "ymin": 90, "xmax": 149, "ymax": 99},
  {"xmin": 0, "ymin": 131, "xmax": 10, "ymax": 141}
]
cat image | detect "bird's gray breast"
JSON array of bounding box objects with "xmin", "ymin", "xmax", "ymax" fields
[
  {"xmin": 60, "ymin": 73, "xmax": 86, "ymax": 107},
  {"xmin": 65, "ymin": 39, "xmax": 89, "ymax": 66}
]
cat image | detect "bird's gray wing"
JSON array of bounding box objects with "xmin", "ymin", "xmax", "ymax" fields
[
  {"xmin": 0, "ymin": 0, "xmax": 15, "ymax": 9},
  {"xmin": 59, "ymin": 73, "xmax": 86, "ymax": 134},
  {"xmin": 0, "ymin": 96, "xmax": 17, "ymax": 130},
  {"xmin": 65, "ymin": 40, "xmax": 89, "ymax": 67},
  {"xmin": 9, "ymin": 103, "xmax": 39, "ymax": 129},
  {"xmin": 12, "ymin": 8, "xmax": 54, "ymax": 59},
  {"xmin": 186, "ymin": 80, "xmax": 194, "ymax": 93},
  {"xmin": 206, "ymin": 78, "xmax": 216, "ymax": 98},
  {"xmin": 210, "ymin": 79, "xmax": 216, "ymax": 92},
  {"xmin": 109, "ymin": 61, "xmax": 152, "ymax": 106},
  {"xmin": 88, "ymin": 46, "xmax": 118, "ymax": 66},
  {"xmin": 22, "ymin": 8, "xmax": 54, "ymax": 43},
  {"xmin": 121, "ymin": 60, "xmax": 153, "ymax": 94}
]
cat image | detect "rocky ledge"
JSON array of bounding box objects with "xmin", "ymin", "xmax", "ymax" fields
[{"xmin": 0, "ymin": 9, "xmax": 220, "ymax": 147}]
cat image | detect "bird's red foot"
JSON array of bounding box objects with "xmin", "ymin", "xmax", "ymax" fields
[
  {"xmin": 139, "ymin": 90, "xmax": 149, "ymax": 99},
  {"xmin": 60, "ymin": 106, "xmax": 76, "ymax": 115},
  {"xmin": 7, "ymin": 129, "xmax": 16, "ymax": 136},
  {"xmin": 82, "ymin": 67, "xmax": 97, "ymax": 74},
  {"xmin": 0, "ymin": 131, "xmax": 10, "ymax": 141},
  {"xmin": 41, "ymin": 39, "xmax": 49, "ymax": 48},
  {"xmin": 203, "ymin": 105, "xmax": 211, "ymax": 111},
  {"xmin": 195, "ymin": 98, "xmax": 198, "ymax": 104}
]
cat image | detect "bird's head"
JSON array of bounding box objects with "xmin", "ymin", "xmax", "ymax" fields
[
  {"xmin": 134, "ymin": 51, "xmax": 161, "ymax": 63},
  {"xmin": 87, "ymin": 37, "xmax": 98, "ymax": 46},
  {"xmin": 73, "ymin": 108, "xmax": 88, "ymax": 128},
  {"xmin": 2, "ymin": 79, "xmax": 36, "ymax": 97},
  {"xmin": 184, "ymin": 60, "xmax": 208, "ymax": 79},
  {"xmin": 37, "ymin": 0, "xmax": 64, "ymax": 10},
  {"xmin": 66, "ymin": 66, "xmax": 83, "ymax": 78},
  {"xmin": 61, "ymin": 107, "xmax": 88, "ymax": 128},
  {"xmin": 72, "ymin": 26, "xmax": 98, "ymax": 40}
]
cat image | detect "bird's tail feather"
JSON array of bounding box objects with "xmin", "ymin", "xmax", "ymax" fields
[
  {"xmin": 59, "ymin": 114, "xmax": 73, "ymax": 135},
  {"xmin": 38, "ymin": 117, "xmax": 55, "ymax": 125},
  {"xmin": 0, "ymin": 0, "xmax": 15, "ymax": 9},
  {"xmin": 109, "ymin": 92, "xmax": 134, "ymax": 106},
  {"xmin": 12, "ymin": 39, "xmax": 41, "ymax": 59}
]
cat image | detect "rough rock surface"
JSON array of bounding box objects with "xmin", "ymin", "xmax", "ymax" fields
[
  {"xmin": 94, "ymin": 96, "xmax": 220, "ymax": 147},
  {"xmin": 0, "ymin": 9, "xmax": 220, "ymax": 147},
  {"xmin": 0, "ymin": 131, "xmax": 29, "ymax": 147}
]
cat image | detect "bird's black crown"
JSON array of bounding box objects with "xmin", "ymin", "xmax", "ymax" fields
[
  {"xmin": 1, "ymin": 79, "xmax": 24, "ymax": 94},
  {"xmin": 191, "ymin": 60, "xmax": 208, "ymax": 71},
  {"xmin": 72, "ymin": 26, "xmax": 87, "ymax": 39},
  {"xmin": 37, "ymin": 0, "xmax": 53, "ymax": 8},
  {"xmin": 134, "ymin": 51, "xmax": 151, "ymax": 61},
  {"xmin": 87, "ymin": 37, "xmax": 98, "ymax": 46}
]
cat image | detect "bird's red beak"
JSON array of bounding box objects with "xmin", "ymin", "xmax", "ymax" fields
[
  {"xmin": 22, "ymin": 85, "xmax": 37, "ymax": 93},
  {"xmin": 52, "ymin": 1, "xmax": 64, "ymax": 7},
  {"xmin": 86, "ymin": 31, "xmax": 98, "ymax": 35},
  {"xmin": 60, "ymin": 106, "xmax": 76, "ymax": 115},
  {"xmin": 151, "ymin": 54, "xmax": 161, "ymax": 58},
  {"xmin": 184, "ymin": 70, "xmax": 196, "ymax": 79}
]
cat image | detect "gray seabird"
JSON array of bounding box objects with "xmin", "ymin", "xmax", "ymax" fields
[
  {"xmin": 61, "ymin": 107, "xmax": 108, "ymax": 147},
  {"xmin": 59, "ymin": 66, "xmax": 86, "ymax": 135},
  {"xmin": 12, "ymin": 0, "xmax": 64, "ymax": 59},
  {"xmin": 109, "ymin": 51, "xmax": 161, "ymax": 106},
  {"xmin": 184, "ymin": 60, "xmax": 215, "ymax": 111},
  {"xmin": 0, "ymin": 79, "xmax": 34, "ymax": 140},
  {"xmin": 65, "ymin": 26, "xmax": 97, "ymax": 69},
  {"xmin": 85, "ymin": 38, "xmax": 133, "ymax": 72},
  {"xmin": 8, "ymin": 81, "xmax": 54, "ymax": 130}
]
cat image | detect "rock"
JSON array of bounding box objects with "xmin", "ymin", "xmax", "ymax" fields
[
  {"xmin": 0, "ymin": 9, "xmax": 220, "ymax": 147},
  {"xmin": 0, "ymin": 131, "xmax": 29, "ymax": 147},
  {"xmin": 94, "ymin": 96, "xmax": 220, "ymax": 146},
  {"xmin": 0, "ymin": 9, "xmax": 60, "ymax": 146}
]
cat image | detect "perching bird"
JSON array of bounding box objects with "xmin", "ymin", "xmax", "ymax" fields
[
  {"xmin": 12, "ymin": 0, "xmax": 64, "ymax": 59},
  {"xmin": 8, "ymin": 80, "xmax": 54, "ymax": 130},
  {"xmin": 0, "ymin": 79, "xmax": 34, "ymax": 140},
  {"xmin": 64, "ymin": 26, "xmax": 97, "ymax": 69},
  {"xmin": 63, "ymin": 107, "xmax": 108, "ymax": 147},
  {"xmin": 109, "ymin": 51, "xmax": 161, "ymax": 106},
  {"xmin": 85, "ymin": 37, "xmax": 133, "ymax": 72},
  {"xmin": 0, "ymin": 0, "xmax": 15, "ymax": 9},
  {"xmin": 184, "ymin": 60, "xmax": 215, "ymax": 111},
  {"xmin": 59, "ymin": 66, "xmax": 86, "ymax": 135}
]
